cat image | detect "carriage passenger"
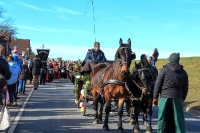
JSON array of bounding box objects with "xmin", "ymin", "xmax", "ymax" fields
[{"xmin": 81, "ymin": 42, "xmax": 107, "ymax": 74}]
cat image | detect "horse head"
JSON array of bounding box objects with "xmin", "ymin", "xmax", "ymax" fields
[
  {"xmin": 115, "ymin": 38, "xmax": 135, "ymax": 76},
  {"xmin": 133, "ymin": 54, "xmax": 153, "ymax": 94}
]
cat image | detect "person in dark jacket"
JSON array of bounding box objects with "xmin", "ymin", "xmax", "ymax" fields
[
  {"xmin": 29, "ymin": 61, "xmax": 33, "ymax": 84},
  {"xmin": 60, "ymin": 64, "xmax": 67, "ymax": 80},
  {"xmin": 153, "ymin": 53, "xmax": 188, "ymax": 133},
  {"xmin": 81, "ymin": 42, "xmax": 107, "ymax": 74},
  {"xmin": 152, "ymin": 48, "xmax": 159, "ymax": 66},
  {"xmin": 85, "ymin": 42, "xmax": 107, "ymax": 63},
  {"xmin": 29, "ymin": 55, "xmax": 42, "ymax": 90},
  {"xmin": 0, "ymin": 56, "xmax": 11, "ymax": 105},
  {"xmin": 18, "ymin": 60, "xmax": 29, "ymax": 94},
  {"xmin": 40, "ymin": 62, "xmax": 47, "ymax": 85}
]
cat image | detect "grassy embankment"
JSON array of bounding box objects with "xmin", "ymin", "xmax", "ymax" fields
[{"xmin": 130, "ymin": 57, "xmax": 200, "ymax": 111}]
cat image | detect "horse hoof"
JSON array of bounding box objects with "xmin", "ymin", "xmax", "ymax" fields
[
  {"xmin": 146, "ymin": 125, "xmax": 152, "ymax": 133},
  {"xmin": 129, "ymin": 119, "xmax": 135, "ymax": 125},
  {"xmin": 127, "ymin": 113, "xmax": 130, "ymax": 117},
  {"xmin": 117, "ymin": 127, "xmax": 124, "ymax": 133},
  {"xmin": 98, "ymin": 119, "xmax": 103, "ymax": 124},
  {"xmin": 103, "ymin": 125, "xmax": 109, "ymax": 131},
  {"xmin": 133, "ymin": 126, "xmax": 140, "ymax": 133},
  {"xmin": 93, "ymin": 119, "xmax": 98, "ymax": 124},
  {"xmin": 143, "ymin": 121, "xmax": 148, "ymax": 126}
]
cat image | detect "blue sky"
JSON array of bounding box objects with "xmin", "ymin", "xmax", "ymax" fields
[{"xmin": 1, "ymin": 0, "xmax": 200, "ymax": 61}]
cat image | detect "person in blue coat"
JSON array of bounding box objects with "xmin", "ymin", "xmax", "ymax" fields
[
  {"xmin": 81, "ymin": 42, "xmax": 107, "ymax": 74},
  {"xmin": 6, "ymin": 56, "xmax": 21, "ymax": 106}
]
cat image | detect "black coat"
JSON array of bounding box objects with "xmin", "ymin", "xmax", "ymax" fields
[
  {"xmin": 0, "ymin": 57, "xmax": 11, "ymax": 87},
  {"xmin": 153, "ymin": 63, "xmax": 188, "ymax": 101},
  {"xmin": 0, "ymin": 57, "xmax": 11, "ymax": 80},
  {"xmin": 152, "ymin": 50, "xmax": 159, "ymax": 61},
  {"xmin": 29, "ymin": 57, "xmax": 42, "ymax": 75}
]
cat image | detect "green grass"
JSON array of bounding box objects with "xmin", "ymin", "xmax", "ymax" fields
[{"xmin": 130, "ymin": 57, "xmax": 200, "ymax": 111}]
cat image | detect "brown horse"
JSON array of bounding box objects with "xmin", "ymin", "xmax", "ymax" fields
[{"xmin": 90, "ymin": 38, "xmax": 135, "ymax": 133}]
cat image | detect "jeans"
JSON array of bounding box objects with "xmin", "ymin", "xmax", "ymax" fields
[
  {"xmin": 7, "ymin": 83, "xmax": 17, "ymax": 103},
  {"xmin": 18, "ymin": 79, "xmax": 27, "ymax": 93}
]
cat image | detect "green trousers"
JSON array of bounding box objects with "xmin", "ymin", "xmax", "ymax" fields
[{"xmin": 157, "ymin": 98, "xmax": 186, "ymax": 133}]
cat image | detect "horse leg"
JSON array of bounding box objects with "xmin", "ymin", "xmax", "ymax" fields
[
  {"xmin": 125, "ymin": 99, "xmax": 132, "ymax": 117},
  {"xmin": 103, "ymin": 104, "xmax": 111, "ymax": 131},
  {"xmin": 145, "ymin": 98, "xmax": 153, "ymax": 133},
  {"xmin": 92, "ymin": 91, "xmax": 99, "ymax": 124},
  {"xmin": 103, "ymin": 96, "xmax": 111, "ymax": 131},
  {"xmin": 133, "ymin": 101, "xmax": 141, "ymax": 133},
  {"xmin": 98, "ymin": 96, "xmax": 104, "ymax": 123},
  {"xmin": 143, "ymin": 111, "xmax": 148, "ymax": 126},
  {"xmin": 93, "ymin": 100, "xmax": 99, "ymax": 124},
  {"xmin": 117, "ymin": 98, "xmax": 126, "ymax": 133},
  {"xmin": 129, "ymin": 101, "xmax": 135, "ymax": 125}
]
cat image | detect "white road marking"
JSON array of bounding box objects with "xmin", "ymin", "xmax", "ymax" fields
[{"xmin": 8, "ymin": 87, "xmax": 34, "ymax": 133}]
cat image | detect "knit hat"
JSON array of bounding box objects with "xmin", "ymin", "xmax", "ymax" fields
[
  {"xmin": 12, "ymin": 45, "xmax": 18, "ymax": 53},
  {"xmin": 168, "ymin": 53, "xmax": 180, "ymax": 63},
  {"xmin": 94, "ymin": 42, "xmax": 100, "ymax": 47}
]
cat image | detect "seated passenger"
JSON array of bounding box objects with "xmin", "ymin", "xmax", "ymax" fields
[{"xmin": 81, "ymin": 42, "xmax": 107, "ymax": 74}]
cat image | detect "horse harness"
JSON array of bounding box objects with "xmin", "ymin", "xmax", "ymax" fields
[
  {"xmin": 131, "ymin": 67, "xmax": 157, "ymax": 96},
  {"xmin": 99, "ymin": 63, "xmax": 142, "ymax": 101}
]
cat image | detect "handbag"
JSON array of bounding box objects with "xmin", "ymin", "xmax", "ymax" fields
[{"xmin": 0, "ymin": 94, "xmax": 11, "ymax": 131}]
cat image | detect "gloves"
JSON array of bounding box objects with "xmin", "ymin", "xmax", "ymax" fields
[{"xmin": 152, "ymin": 99, "xmax": 158, "ymax": 107}]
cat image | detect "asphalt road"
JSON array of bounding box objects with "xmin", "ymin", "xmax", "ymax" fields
[{"xmin": 9, "ymin": 79, "xmax": 200, "ymax": 133}]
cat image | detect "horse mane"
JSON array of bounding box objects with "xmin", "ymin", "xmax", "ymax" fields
[{"xmin": 92, "ymin": 62, "xmax": 110, "ymax": 76}]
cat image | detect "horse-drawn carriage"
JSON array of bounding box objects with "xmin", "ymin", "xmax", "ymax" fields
[{"xmin": 71, "ymin": 38, "xmax": 158, "ymax": 133}]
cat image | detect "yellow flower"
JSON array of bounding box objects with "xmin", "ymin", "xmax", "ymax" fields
[{"xmin": 86, "ymin": 81, "xmax": 90, "ymax": 84}]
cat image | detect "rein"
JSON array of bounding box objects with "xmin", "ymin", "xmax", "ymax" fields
[{"xmin": 99, "ymin": 64, "xmax": 141, "ymax": 101}]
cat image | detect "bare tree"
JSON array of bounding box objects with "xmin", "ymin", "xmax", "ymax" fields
[
  {"xmin": 0, "ymin": 6, "xmax": 5, "ymax": 18},
  {"xmin": 0, "ymin": 6, "xmax": 17, "ymax": 36}
]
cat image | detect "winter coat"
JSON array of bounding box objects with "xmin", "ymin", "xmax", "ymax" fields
[
  {"xmin": 153, "ymin": 62, "xmax": 188, "ymax": 101},
  {"xmin": 40, "ymin": 67, "xmax": 47, "ymax": 76},
  {"xmin": 152, "ymin": 50, "xmax": 159, "ymax": 61},
  {"xmin": 18, "ymin": 64, "xmax": 29, "ymax": 80},
  {"xmin": 85, "ymin": 49, "xmax": 107, "ymax": 64},
  {"xmin": 7, "ymin": 61, "xmax": 21, "ymax": 85},
  {"xmin": 0, "ymin": 57, "xmax": 11, "ymax": 80},
  {"xmin": 29, "ymin": 57, "xmax": 42, "ymax": 75}
]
